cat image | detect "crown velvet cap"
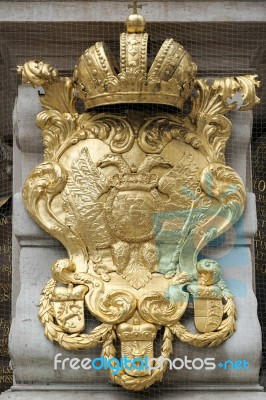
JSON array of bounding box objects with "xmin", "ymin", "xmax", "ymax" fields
[{"xmin": 73, "ymin": 13, "xmax": 197, "ymax": 110}]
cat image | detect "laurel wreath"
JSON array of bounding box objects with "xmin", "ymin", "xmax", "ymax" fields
[
  {"xmin": 101, "ymin": 327, "xmax": 173, "ymax": 391},
  {"xmin": 39, "ymin": 277, "xmax": 236, "ymax": 391},
  {"xmin": 38, "ymin": 278, "xmax": 112, "ymax": 350},
  {"xmin": 169, "ymin": 297, "xmax": 236, "ymax": 347}
]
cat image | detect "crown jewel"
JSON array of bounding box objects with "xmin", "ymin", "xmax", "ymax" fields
[{"xmin": 74, "ymin": 9, "xmax": 197, "ymax": 110}]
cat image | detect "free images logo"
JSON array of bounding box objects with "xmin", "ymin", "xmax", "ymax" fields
[
  {"xmin": 54, "ymin": 354, "xmax": 250, "ymax": 375},
  {"xmin": 217, "ymin": 360, "xmax": 250, "ymax": 370}
]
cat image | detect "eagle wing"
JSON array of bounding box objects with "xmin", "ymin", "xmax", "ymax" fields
[
  {"xmin": 62, "ymin": 147, "xmax": 111, "ymax": 249},
  {"xmin": 158, "ymin": 151, "xmax": 200, "ymax": 210}
]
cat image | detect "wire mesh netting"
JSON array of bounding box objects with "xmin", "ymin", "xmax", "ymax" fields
[{"xmin": 0, "ymin": 1, "xmax": 265, "ymax": 396}]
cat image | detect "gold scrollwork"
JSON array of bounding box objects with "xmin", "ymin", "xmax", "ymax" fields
[{"xmin": 19, "ymin": 6, "xmax": 260, "ymax": 392}]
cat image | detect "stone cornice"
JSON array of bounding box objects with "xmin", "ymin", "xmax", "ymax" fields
[{"xmin": 0, "ymin": 1, "xmax": 265, "ymax": 22}]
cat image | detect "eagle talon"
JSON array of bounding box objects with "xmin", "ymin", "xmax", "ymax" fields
[
  {"xmin": 165, "ymin": 272, "xmax": 175, "ymax": 279},
  {"xmin": 172, "ymin": 272, "xmax": 190, "ymax": 285},
  {"xmin": 93, "ymin": 261, "xmax": 117, "ymax": 282}
]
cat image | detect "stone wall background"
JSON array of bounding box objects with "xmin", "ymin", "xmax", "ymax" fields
[{"xmin": 0, "ymin": 0, "xmax": 265, "ymax": 393}]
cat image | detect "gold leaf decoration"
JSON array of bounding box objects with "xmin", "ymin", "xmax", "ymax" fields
[
  {"xmin": 186, "ymin": 75, "xmax": 260, "ymax": 163},
  {"xmin": 40, "ymin": 78, "xmax": 77, "ymax": 114},
  {"xmin": 102, "ymin": 327, "xmax": 173, "ymax": 391},
  {"xmin": 169, "ymin": 297, "xmax": 236, "ymax": 347},
  {"xmin": 18, "ymin": 10, "xmax": 260, "ymax": 391},
  {"xmin": 138, "ymin": 292, "xmax": 188, "ymax": 325},
  {"xmin": 38, "ymin": 278, "xmax": 113, "ymax": 350},
  {"xmin": 37, "ymin": 111, "xmax": 77, "ymax": 161},
  {"xmin": 138, "ymin": 115, "xmax": 187, "ymax": 153}
]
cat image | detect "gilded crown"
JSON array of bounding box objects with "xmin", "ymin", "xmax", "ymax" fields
[
  {"xmin": 52, "ymin": 284, "xmax": 88, "ymax": 302},
  {"xmin": 116, "ymin": 320, "xmax": 157, "ymax": 342},
  {"xmin": 74, "ymin": 10, "xmax": 197, "ymax": 110}
]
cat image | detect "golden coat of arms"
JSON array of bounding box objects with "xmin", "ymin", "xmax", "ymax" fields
[{"xmin": 18, "ymin": 3, "xmax": 260, "ymax": 391}]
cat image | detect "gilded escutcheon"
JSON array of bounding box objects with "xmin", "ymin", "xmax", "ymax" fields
[{"xmin": 18, "ymin": 5, "xmax": 260, "ymax": 391}]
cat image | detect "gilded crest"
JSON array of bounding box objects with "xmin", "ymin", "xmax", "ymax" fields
[{"xmin": 18, "ymin": 4, "xmax": 260, "ymax": 391}]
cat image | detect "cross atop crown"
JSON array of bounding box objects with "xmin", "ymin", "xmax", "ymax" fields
[{"xmin": 128, "ymin": 0, "xmax": 142, "ymax": 14}]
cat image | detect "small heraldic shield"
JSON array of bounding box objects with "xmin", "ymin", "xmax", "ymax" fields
[{"xmin": 51, "ymin": 284, "xmax": 88, "ymax": 334}]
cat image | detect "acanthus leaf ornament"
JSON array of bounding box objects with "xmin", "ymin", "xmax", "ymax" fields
[{"xmin": 18, "ymin": 7, "xmax": 260, "ymax": 391}]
